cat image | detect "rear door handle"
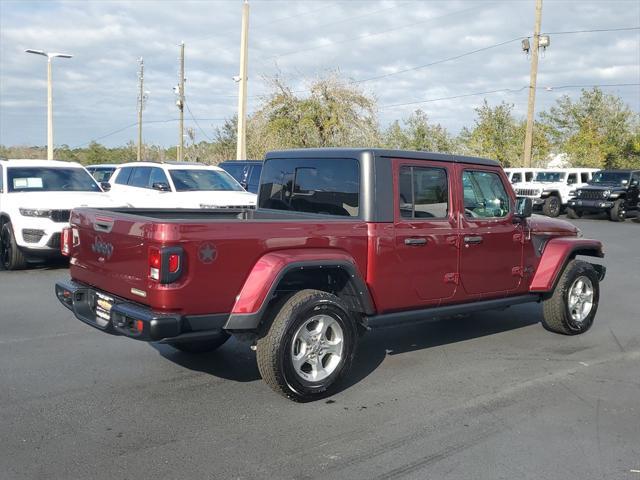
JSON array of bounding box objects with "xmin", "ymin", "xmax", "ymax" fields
[
  {"xmin": 463, "ymin": 235, "xmax": 483, "ymax": 245},
  {"xmin": 404, "ymin": 237, "xmax": 427, "ymax": 246}
]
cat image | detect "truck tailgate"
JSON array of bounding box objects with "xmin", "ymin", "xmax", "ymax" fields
[{"xmin": 69, "ymin": 209, "xmax": 151, "ymax": 304}]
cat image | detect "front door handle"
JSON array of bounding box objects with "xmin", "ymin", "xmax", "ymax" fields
[
  {"xmin": 463, "ymin": 235, "xmax": 483, "ymax": 245},
  {"xmin": 404, "ymin": 237, "xmax": 427, "ymax": 246}
]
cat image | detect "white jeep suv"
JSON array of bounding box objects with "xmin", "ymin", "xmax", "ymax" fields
[
  {"xmin": 0, "ymin": 159, "xmax": 120, "ymax": 270},
  {"xmin": 514, "ymin": 168, "xmax": 599, "ymax": 217},
  {"xmin": 105, "ymin": 162, "xmax": 257, "ymax": 209}
]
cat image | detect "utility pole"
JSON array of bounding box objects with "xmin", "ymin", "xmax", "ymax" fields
[
  {"xmin": 236, "ymin": 0, "xmax": 250, "ymax": 160},
  {"xmin": 523, "ymin": 0, "xmax": 543, "ymax": 167},
  {"xmin": 178, "ymin": 42, "xmax": 185, "ymax": 162},
  {"xmin": 25, "ymin": 50, "xmax": 72, "ymax": 160},
  {"xmin": 137, "ymin": 58, "xmax": 144, "ymax": 162}
]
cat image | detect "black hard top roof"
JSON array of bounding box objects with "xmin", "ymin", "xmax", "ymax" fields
[
  {"xmin": 265, "ymin": 148, "xmax": 500, "ymax": 167},
  {"xmin": 597, "ymin": 169, "xmax": 638, "ymax": 173}
]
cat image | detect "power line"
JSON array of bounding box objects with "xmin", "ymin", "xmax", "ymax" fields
[
  {"xmin": 379, "ymin": 83, "xmax": 640, "ymax": 109},
  {"xmin": 72, "ymin": 116, "xmax": 225, "ymax": 148},
  {"xmin": 544, "ymin": 26, "xmax": 639, "ymax": 35},
  {"xmin": 185, "ymin": 101, "xmax": 216, "ymax": 142},
  {"xmin": 354, "ymin": 36, "xmax": 524, "ymax": 84}
]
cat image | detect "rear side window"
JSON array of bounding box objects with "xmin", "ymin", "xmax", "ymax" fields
[
  {"xmin": 115, "ymin": 167, "xmax": 133, "ymax": 185},
  {"xmin": 581, "ymin": 172, "xmax": 590, "ymax": 183},
  {"xmin": 259, "ymin": 158, "xmax": 360, "ymax": 217},
  {"xmin": 567, "ymin": 173, "xmax": 577, "ymax": 185},
  {"xmin": 129, "ymin": 167, "xmax": 152, "ymax": 188},
  {"xmin": 463, "ymin": 170, "xmax": 510, "ymax": 218},
  {"xmin": 149, "ymin": 167, "xmax": 169, "ymax": 188},
  {"xmin": 511, "ymin": 172, "xmax": 522, "ymax": 183},
  {"xmin": 399, "ymin": 166, "xmax": 449, "ymax": 219},
  {"xmin": 525, "ymin": 171, "xmax": 534, "ymax": 182}
]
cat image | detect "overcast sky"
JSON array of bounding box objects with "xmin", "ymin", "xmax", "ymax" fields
[{"xmin": 0, "ymin": 0, "xmax": 638, "ymax": 149}]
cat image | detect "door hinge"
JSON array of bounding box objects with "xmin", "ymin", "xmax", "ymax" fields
[{"xmin": 444, "ymin": 272, "xmax": 459, "ymax": 284}]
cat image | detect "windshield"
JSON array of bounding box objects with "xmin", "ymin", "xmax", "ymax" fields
[
  {"xmin": 7, "ymin": 167, "xmax": 101, "ymax": 192},
  {"xmin": 169, "ymin": 169, "xmax": 244, "ymax": 192},
  {"xmin": 590, "ymin": 171, "xmax": 630, "ymax": 185},
  {"xmin": 535, "ymin": 171, "xmax": 565, "ymax": 182}
]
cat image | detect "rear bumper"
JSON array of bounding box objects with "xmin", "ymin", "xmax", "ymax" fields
[{"xmin": 55, "ymin": 279, "xmax": 228, "ymax": 343}]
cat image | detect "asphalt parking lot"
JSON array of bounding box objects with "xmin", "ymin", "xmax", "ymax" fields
[{"xmin": 1, "ymin": 215, "xmax": 639, "ymax": 480}]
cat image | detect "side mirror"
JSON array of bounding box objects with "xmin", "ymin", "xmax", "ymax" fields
[
  {"xmin": 152, "ymin": 182, "xmax": 171, "ymax": 192},
  {"xmin": 100, "ymin": 182, "xmax": 111, "ymax": 192},
  {"xmin": 514, "ymin": 197, "xmax": 533, "ymax": 219},
  {"xmin": 631, "ymin": 180, "xmax": 639, "ymax": 187}
]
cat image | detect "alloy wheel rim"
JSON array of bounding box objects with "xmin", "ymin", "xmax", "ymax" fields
[
  {"xmin": 290, "ymin": 314, "xmax": 344, "ymax": 382},
  {"xmin": 567, "ymin": 275, "xmax": 594, "ymax": 323}
]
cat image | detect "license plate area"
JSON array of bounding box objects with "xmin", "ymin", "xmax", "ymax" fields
[{"xmin": 90, "ymin": 291, "xmax": 115, "ymax": 327}]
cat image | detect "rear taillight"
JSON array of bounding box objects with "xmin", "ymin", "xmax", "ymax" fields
[
  {"xmin": 61, "ymin": 227, "xmax": 71, "ymax": 256},
  {"xmin": 148, "ymin": 246, "xmax": 184, "ymax": 284}
]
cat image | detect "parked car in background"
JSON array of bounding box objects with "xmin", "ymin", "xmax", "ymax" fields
[
  {"xmin": 219, "ymin": 160, "xmax": 262, "ymax": 194},
  {"xmin": 504, "ymin": 168, "xmax": 541, "ymax": 185},
  {"xmin": 105, "ymin": 161, "xmax": 257, "ymax": 209},
  {"xmin": 0, "ymin": 159, "xmax": 119, "ymax": 270},
  {"xmin": 86, "ymin": 164, "xmax": 117, "ymax": 183},
  {"xmin": 514, "ymin": 168, "xmax": 599, "ymax": 217},
  {"xmin": 568, "ymin": 169, "xmax": 640, "ymax": 222}
]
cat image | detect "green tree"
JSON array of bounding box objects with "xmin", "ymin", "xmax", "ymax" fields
[
  {"xmin": 459, "ymin": 100, "xmax": 549, "ymax": 167},
  {"xmin": 540, "ymin": 87, "xmax": 639, "ymax": 168},
  {"xmin": 383, "ymin": 109, "xmax": 456, "ymax": 153}
]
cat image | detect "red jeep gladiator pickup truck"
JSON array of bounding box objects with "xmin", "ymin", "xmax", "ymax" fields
[{"xmin": 56, "ymin": 149, "xmax": 605, "ymax": 401}]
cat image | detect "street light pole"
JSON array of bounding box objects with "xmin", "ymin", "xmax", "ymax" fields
[{"xmin": 25, "ymin": 49, "xmax": 72, "ymax": 160}]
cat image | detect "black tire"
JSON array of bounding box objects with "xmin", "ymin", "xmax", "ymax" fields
[
  {"xmin": 168, "ymin": 332, "xmax": 230, "ymax": 353},
  {"xmin": 608, "ymin": 199, "xmax": 626, "ymax": 222},
  {"xmin": 0, "ymin": 222, "xmax": 28, "ymax": 270},
  {"xmin": 542, "ymin": 196, "xmax": 561, "ymax": 217},
  {"xmin": 566, "ymin": 207, "xmax": 582, "ymax": 219},
  {"xmin": 256, "ymin": 289, "xmax": 358, "ymax": 402},
  {"xmin": 542, "ymin": 260, "xmax": 599, "ymax": 335}
]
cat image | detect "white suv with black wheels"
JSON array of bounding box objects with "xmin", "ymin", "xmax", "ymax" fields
[
  {"xmin": 514, "ymin": 168, "xmax": 599, "ymax": 217},
  {"xmin": 105, "ymin": 161, "xmax": 257, "ymax": 209},
  {"xmin": 0, "ymin": 159, "xmax": 119, "ymax": 270}
]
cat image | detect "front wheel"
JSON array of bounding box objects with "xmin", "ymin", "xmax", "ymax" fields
[
  {"xmin": 542, "ymin": 260, "xmax": 599, "ymax": 335},
  {"xmin": 609, "ymin": 199, "xmax": 626, "ymax": 222},
  {"xmin": 256, "ymin": 290, "xmax": 358, "ymax": 402},
  {"xmin": 542, "ymin": 196, "xmax": 561, "ymax": 217},
  {"xmin": 1, "ymin": 222, "xmax": 28, "ymax": 270}
]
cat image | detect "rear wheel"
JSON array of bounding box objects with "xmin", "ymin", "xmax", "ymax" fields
[
  {"xmin": 566, "ymin": 207, "xmax": 582, "ymax": 219},
  {"xmin": 542, "ymin": 260, "xmax": 599, "ymax": 335},
  {"xmin": 0, "ymin": 222, "xmax": 28, "ymax": 271},
  {"xmin": 542, "ymin": 196, "xmax": 561, "ymax": 217},
  {"xmin": 168, "ymin": 332, "xmax": 230, "ymax": 353},
  {"xmin": 256, "ymin": 289, "xmax": 358, "ymax": 402},
  {"xmin": 609, "ymin": 199, "xmax": 626, "ymax": 222}
]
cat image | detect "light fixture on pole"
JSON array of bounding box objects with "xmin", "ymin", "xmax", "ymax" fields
[{"xmin": 25, "ymin": 49, "xmax": 73, "ymax": 160}]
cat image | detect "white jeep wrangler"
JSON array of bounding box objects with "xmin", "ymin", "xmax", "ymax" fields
[
  {"xmin": 514, "ymin": 168, "xmax": 599, "ymax": 217},
  {"xmin": 0, "ymin": 159, "xmax": 119, "ymax": 270}
]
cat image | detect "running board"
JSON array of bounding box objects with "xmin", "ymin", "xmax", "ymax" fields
[{"xmin": 365, "ymin": 294, "xmax": 541, "ymax": 329}]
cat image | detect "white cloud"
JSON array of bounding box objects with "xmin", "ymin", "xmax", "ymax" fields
[{"xmin": 0, "ymin": 0, "xmax": 638, "ymax": 148}]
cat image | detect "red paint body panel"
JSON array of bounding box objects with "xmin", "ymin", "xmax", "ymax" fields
[
  {"xmin": 231, "ymin": 249, "xmax": 365, "ymax": 314},
  {"xmin": 529, "ymin": 237, "xmax": 603, "ymax": 292},
  {"xmin": 66, "ymin": 156, "xmax": 603, "ymax": 323},
  {"xmin": 70, "ymin": 210, "xmax": 368, "ymax": 315}
]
